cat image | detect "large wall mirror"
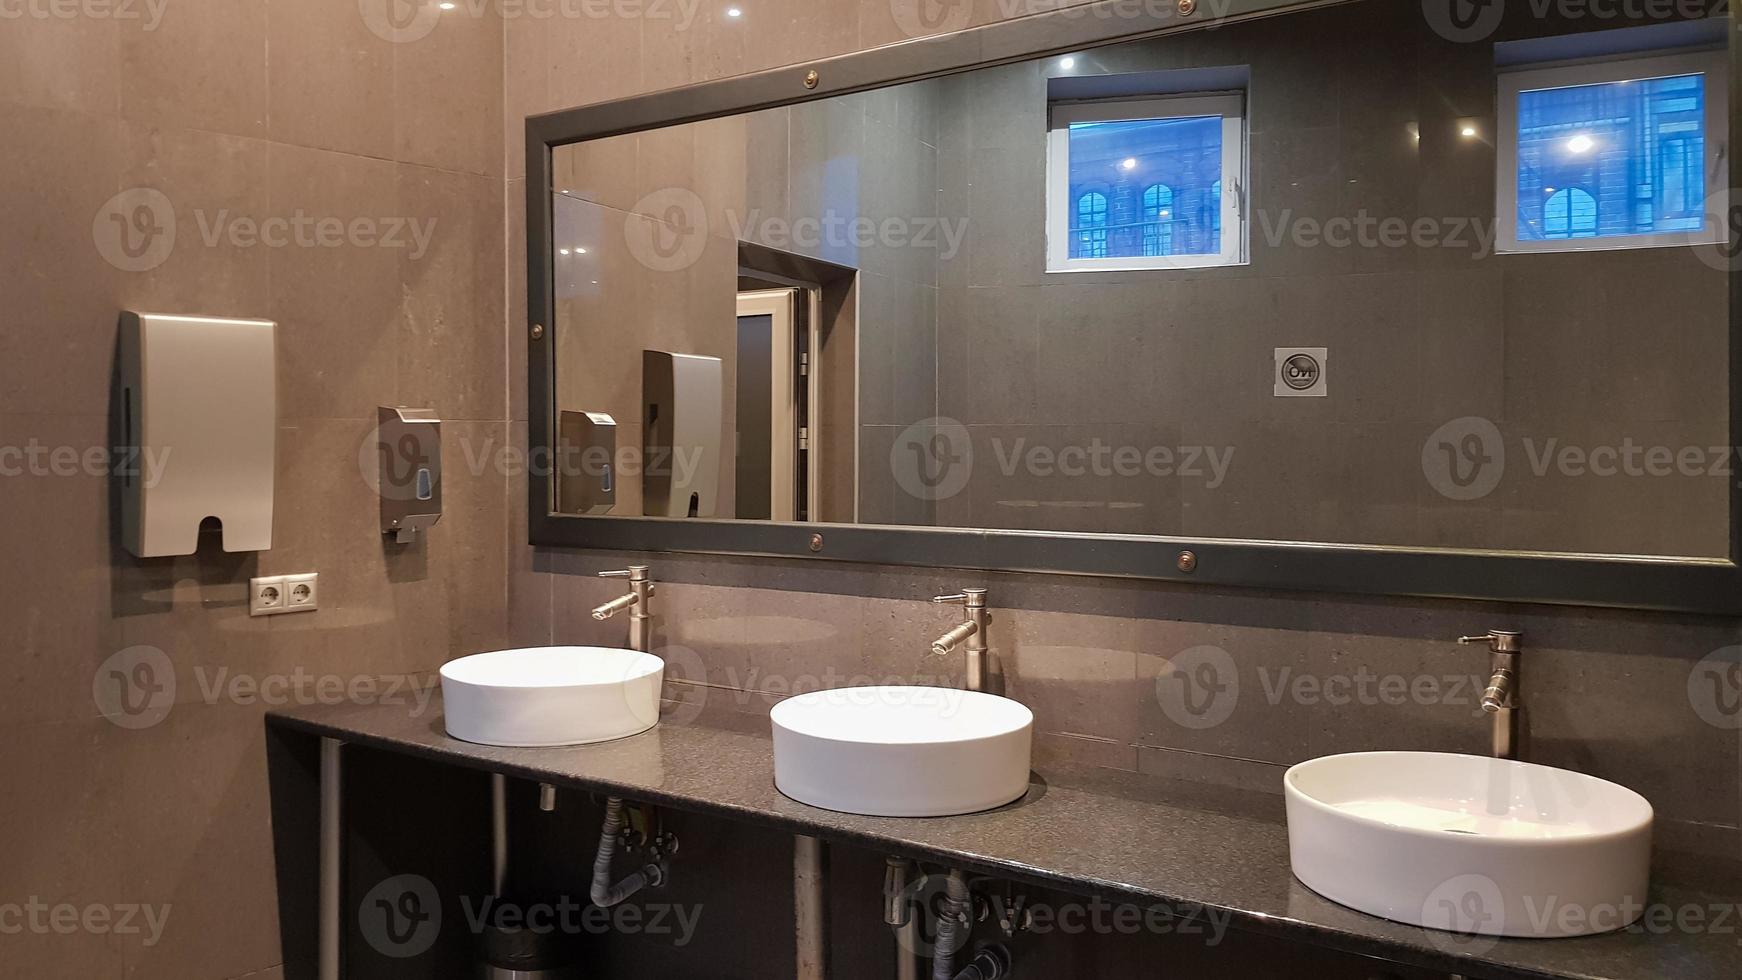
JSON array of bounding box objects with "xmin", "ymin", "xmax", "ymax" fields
[{"xmin": 527, "ymin": 0, "xmax": 1742, "ymax": 613}]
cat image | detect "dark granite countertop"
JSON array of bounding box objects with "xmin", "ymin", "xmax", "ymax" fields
[{"xmin": 268, "ymin": 700, "xmax": 1741, "ymax": 980}]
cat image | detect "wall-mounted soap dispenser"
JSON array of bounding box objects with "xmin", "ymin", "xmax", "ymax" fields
[
  {"xmin": 642, "ymin": 350, "xmax": 722, "ymax": 518},
  {"xmin": 377, "ymin": 407, "xmax": 443, "ymax": 543},
  {"xmin": 119, "ymin": 312, "xmax": 277, "ymax": 558}
]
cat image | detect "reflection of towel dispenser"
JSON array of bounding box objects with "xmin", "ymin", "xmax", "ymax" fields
[
  {"xmin": 377, "ymin": 407, "xmax": 442, "ymax": 543},
  {"xmin": 642, "ymin": 350, "xmax": 721, "ymax": 518},
  {"xmin": 557, "ymin": 410, "xmax": 617, "ymax": 514},
  {"xmin": 119, "ymin": 312, "xmax": 276, "ymax": 557}
]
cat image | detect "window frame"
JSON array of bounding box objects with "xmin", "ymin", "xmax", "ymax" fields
[
  {"xmin": 1496, "ymin": 48, "xmax": 1729, "ymax": 255},
  {"xmin": 1045, "ymin": 93, "xmax": 1247, "ymax": 273}
]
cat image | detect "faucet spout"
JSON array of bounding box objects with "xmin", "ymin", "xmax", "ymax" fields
[
  {"xmin": 1481, "ymin": 668, "xmax": 1516, "ymax": 713},
  {"xmin": 932, "ymin": 620, "xmax": 978, "ymax": 657},
  {"xmin": 592, "ymin": 592, "xmax": 638, "ymax": 621}
]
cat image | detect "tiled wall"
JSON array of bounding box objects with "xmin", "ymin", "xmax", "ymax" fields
[{"xmin": 1, "ymin": 2, "xmax": 507, "ymax": 977}]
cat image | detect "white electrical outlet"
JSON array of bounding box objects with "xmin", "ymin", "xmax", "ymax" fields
[
  {"xmin": 283, "ymin": 573, "xmax": 319, "ymax": 611},
  {"xmin": 250, "ymin": 574, "xmax": 318, "ymax": 617}
]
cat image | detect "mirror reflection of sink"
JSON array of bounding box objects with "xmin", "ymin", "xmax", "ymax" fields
[
  {"xmin": 440, "ymin": 646, "xmax": 663, "ymax": 747},
  {"xmin": 1285, "ymin": 751, "xmax": 1653, "ymax": 939},
  {"xmin": 771, "ymin": 686, "xmax": 1033, "ymax": 818}
]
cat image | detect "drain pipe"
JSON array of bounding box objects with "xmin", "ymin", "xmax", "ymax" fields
[
  {"xmin": 950, "ymin": 945, "xmax": 1011, "ymax": 980},
  {"xmin": 490, "ymin": 774, "xmax": 509, "ymax": 895},
  {"xmin": 795, "ymin": 836, "xmax": 830, "ymax": 980},
  {"xmin": 931, "ymin": 870, "xmax": 972, "ymax": 980},
  {"xmin": 590, "ymin": 797, "xmax": 665, "ymax": 907}
]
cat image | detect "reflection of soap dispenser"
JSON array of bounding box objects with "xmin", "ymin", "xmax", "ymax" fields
[
  {"xmin": 119, "ymin": 312, "xmax": 277, "ymax": 557},
  {"xmin": 377, "ymin": 407, "xmax": 443, "ymax": 543},
  {"xmin": 557, "ymin": 410, "xmax": 617, "ymax": 514}
]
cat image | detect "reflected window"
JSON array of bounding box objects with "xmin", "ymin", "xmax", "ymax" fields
[
  {"xmin": 1542, "ymin": 187, "xmax": 1598, "ymax": 239},
  {"xmin": 1075, "ymin": 191, "xmax": 1110, "ymax": 258},
  {"xmin": 1141, "ymin": 183, "xmax": 1175, "ymax": 256},
  {"xmin": 1048, "ymin": 93, "xmax": 1246, "ymax": 271},
  {"xmin": 1499, "ymin": 48, "xmax": 1728, "ymax": 252}
]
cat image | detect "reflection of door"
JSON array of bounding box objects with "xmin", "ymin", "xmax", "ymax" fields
[{"xmin": 736, "ymin": 289, "xmax": 802, "ymax": 521}]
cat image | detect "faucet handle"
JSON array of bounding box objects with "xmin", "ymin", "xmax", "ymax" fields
[
  {"xmin": 932, "ymin": 593, "xmax": 970, "ymax": 605},
  {"xmin": 931, "ymin": 587, "xmax": 987, "ymax": 607},
  {"xmin": 1459, "ymin": 630, "xmax": 1522, "ymax": 652},
  {"xmin": 599, "ymin": 565, "xmax": 650, "ymax": 581}
]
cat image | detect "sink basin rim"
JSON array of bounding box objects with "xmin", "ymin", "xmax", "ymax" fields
[
  {"xmin": 770, "ymin": 685, "xmax": 1033, "ymax": 747},
  {"xmin": 440, "ymin": 646, "xmax": 663, "ymax": 689},
  {"xmin": 1284, "ymin": 750, "xmax": 1654, "ymax": 846}
]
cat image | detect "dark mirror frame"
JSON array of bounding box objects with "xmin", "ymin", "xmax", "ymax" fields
[{"xmin": 526, "ymin": 0, "xmax": 1742, "ymax": 614}]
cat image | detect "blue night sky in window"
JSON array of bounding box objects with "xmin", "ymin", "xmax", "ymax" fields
[
  {"xmin": 1067, "ymin": 115, "xmax": 1222, "ymax": 260},
  {"xmin": 1515, "ymin": 72, "xmax": 1707, "ymax": 242}
]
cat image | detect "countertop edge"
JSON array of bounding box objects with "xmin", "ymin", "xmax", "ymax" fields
[{"xmin": 265, "ymin": 710, "xmax": 1621, "ymax": 980}]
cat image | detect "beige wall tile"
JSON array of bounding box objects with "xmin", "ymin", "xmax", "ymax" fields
[
  {"xmin": 119, "ymin": 0, "xmax": 268, "ymax": 137},
  {"xmin": 0, "ymin": 9, "xmax": 118, "ymax": 114},
  {"xmin": 266, "ymin": 143, "xmax": 401, "ymax": 420},
  {"xmin": 394, "ymin": 8, "xmax": 504, "ymax": 177},
  {"xmin": 397, "ymin": 165, "xmax": 508, "ymax": 421},
  {"xmin": 0, "ymin": 103, "xmax": 123, "ymax": 417},
  {"xmin": 267, "ymin": 0, "xmax": 396, "ymax": 159}
]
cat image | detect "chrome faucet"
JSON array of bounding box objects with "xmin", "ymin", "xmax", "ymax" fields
[
  {"xmin": 1458, "ymin": 629, "xmax": 1522, "ymax": 760},
  {"xmin": 931, "ymin": 588, "xmax": 991, "ymax": 693},
  {"xmin": 593, "ymin": 565, "xmax": 654, "ymax": 652}
]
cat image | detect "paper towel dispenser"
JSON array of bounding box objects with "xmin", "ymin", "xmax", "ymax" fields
[
  {"xmin": 642, "ymin": 350, "xmax": 722, "ymax": 518},
  {"xmin": 118, "ymin": 312, "xmax": 277, "ymax": 557}
]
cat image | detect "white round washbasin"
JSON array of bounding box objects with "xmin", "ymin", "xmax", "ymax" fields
[
  {"xmin": 771, "ymin": 686, "xmax": 1033, "ymax": 817},
  {"xmin": 440, "ymin": 647, "xmax": 663, "ymax": 747},
  {"xmin": 1285, "ymin": 751, "xmax": 1653, "ymax": 938}
]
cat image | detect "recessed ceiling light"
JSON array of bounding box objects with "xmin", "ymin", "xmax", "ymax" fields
[
  {"xmin": 438, "ymin": 1, "xmax": 456, "ymax": 8},
  {"xmin": 1544, "ymin": 186, "xmax": 1557, "ymax": 194},
  {"xmin": 1060, "ymin": 57, "xmax": 1076, "ymax": 69},
  {"xmin": 1460, "ymin": 125, "xmax": 1478, "ymax": 138},
  {"xmin": 1567, "ymin": 134, "xmax": 1595, "ymax": 154},
  {"xmin": 726, "ymin": 6, "xmax": 742, "ymax": 17},
  {"xmin": 559, "ymin": 248, "xmax": 570, "ymax": 256},
  {"xmin": 575, "ymin": 247, "xmax": 588, "ymax": 254},
  {"xmin": 1121, "ymin": 158, "xmax": 1137, "ymax": 171}
]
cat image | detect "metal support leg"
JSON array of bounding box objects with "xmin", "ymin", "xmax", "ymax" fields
[
  {"xmin": 491, "ymin": 773, "xmax": 509, "ymax": 896},
  {"xmin": 795, "ymin": 835, "xmax": 829, "ymax": 980},
  {"xmin": 319, "ymin": 738, "xmax": 343, "ymax": 980}
]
